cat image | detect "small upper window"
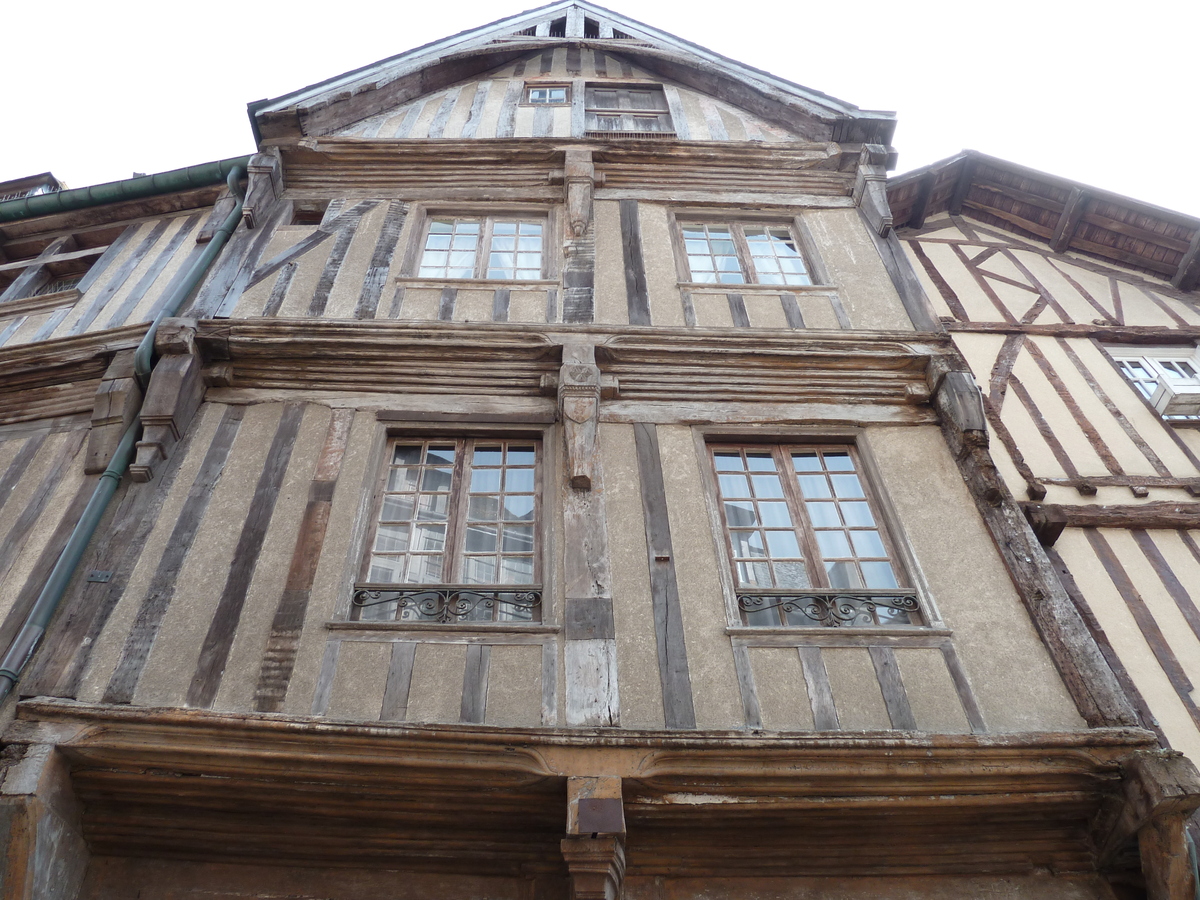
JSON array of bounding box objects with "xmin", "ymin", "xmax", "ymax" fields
[
  {"xmin": 418, "ymin": 216, "xmax": 545, "ymax": 281},
  {"xmin": 1110, "ymin": 348, "xmax": 1200, "ymax": 421},
  {"xmin": 711, "ymin": 444, "xmax": 919, "ymax": 628},
  {"xmin": 526, "ymin": 85, "xmax": 570, "ymax": 105},
  {"xmin": 681, "ymin": 222, "xmax": 812, "ymax": 286},
  {"xmin": 584, "ymin": 84, "xmax": 673, "ymax": 137}
]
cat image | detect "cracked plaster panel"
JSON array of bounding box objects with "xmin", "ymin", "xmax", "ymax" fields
[{"xmin": 865, "ymin": 425, "xmax": 1086, "ymax": 732}]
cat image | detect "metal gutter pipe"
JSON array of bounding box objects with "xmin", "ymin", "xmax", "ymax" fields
[
  {"xmin": 0, "ymin": 155, "xmax": 251, "ymax": 223},
  {"xmin": 0, "ymin": 166, "xmax": 247, "ymax": 704}
]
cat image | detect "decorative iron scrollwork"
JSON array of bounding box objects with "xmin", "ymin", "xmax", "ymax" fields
[
  {"xmin": 352, "ymin": 585, "xmax": 542, "ymax": 623},
  {"xmin": 736, "ymin": 591, "xmax": 920, "ymax": 627}
]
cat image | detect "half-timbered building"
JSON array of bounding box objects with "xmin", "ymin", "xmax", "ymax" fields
[{"xmin": 0, "ymin": 4, "xmax": 1196, "ymax": 899}]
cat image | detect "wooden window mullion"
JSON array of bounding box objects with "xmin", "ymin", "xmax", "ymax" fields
[
  {"xmin": 730, "ymin": 225, "xmax": 757, "ymax": 285},
  {"xmin": 777, "ymin": 444, "xmax": 828, "ymax": 589},
  {"xmin": 444, "ymin": 439, "xmax": 471, "ymax": 582}
]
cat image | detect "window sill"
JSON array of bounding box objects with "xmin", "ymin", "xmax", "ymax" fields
[
  {"xmin": 0, "ymin": 288, "xmax": 82, "ymax": 318},
  {"xmin": 679, "ymin": 282, "xmax": 835, "ymax": 293},
  {"xmin": 395, "ymin": 277, "xmax": 558, "ymax": 288}
]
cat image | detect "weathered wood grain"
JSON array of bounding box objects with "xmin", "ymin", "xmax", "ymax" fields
[
  {"xmin": 438, "ymin": 286, "xmax": 458, "ymax": 321},
  {"xmin": 0, "ymin": 236, "xmax": 75, "ymax": 304},
  {"xmin": 253, "ymin": 408, "xmax": 354, "ymax": 713},
  {"xmin": 187, "ymin": 403, "xmax": 305, "ymax": 709},
  {"xmin": 69, "ymin": 224, "xmax": 158, "ymax": 335},
  {"xmin": 379, "ymin": 641, "xmax": 417, "ymax": 722},
  {"xmin": 393, "ymin": 103, "xmax": 424, "ymax": 139},
  {"xmin": 0, "ymin": 434, "xmax": 45, "ymax": 519},
  {"xmin": 103, "ymin": 405, "xmax": 244, "ymax": 705},
  {"xmin": 731, "ymin": 644, "xmax": 763, "ymax": 730},
  {"xmin": 310, "ymin": 639, "xmax": 340, "ymax": 716},
  {"xmin": 460, "ymin": 643, "xmax": 491, "ymax": 724},
  {"xmin": 426, "ymin": 89, "xmax": 461, "ymax": 140},
  {"xmin": 1008, "ymin": 374, "xmax": 1081, "ymax": 479},
  {"xmin": 725, "ymin": 293, "xmax": 749, "ymax": 328},
  {"xmin": 261, "ymin": 263, "xmax": 297, "ymax": 317},
  {"xmin": 459, "ymin": 83, "xmax": 490, "ymax": 139},
  {"xmin": 495, "ymin": 82, "xmax": 523, "ymax": 139},
  {"xmin": 937, "ymin": 641, "xmax": 987, "ymax": 734},
  {"xmin": 633, "ymin": 423, "xmax": 695, "ymax": 730},
  {"xmin": 309, "ymin": 203, "xmax": 376, "ymax": 317},
  {"xmin": 104, "ymin": 215, "xmax": 200, "ymax": 329},
  {"xmin": 910, "ymin": 243, "xmax": 969, "ymax": 321},
  {"xmin": 1130, "ymin": 530, "xmax": 1200, "ymax": 644},
  {"xmin": 541, "ymin": 639, "xmax": 557, "ymax": 726},
  {"xmin": 797, "ymin": 645, "xmax": 838, "ymax": 730},
  {"xmin": 869, "ymin": 645, "xmax": 917, "ymax": 730},
  {"xmin": 619, "ymin": 200, "xmax": 650, "ymax": 326},
  {"xmin": 354, "ymin": 201, "xmax": 407, "ymax": 319}
]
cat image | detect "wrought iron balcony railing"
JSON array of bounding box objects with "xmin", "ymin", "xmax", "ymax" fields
[
  {"xmin": 351, "ymin": 584, "xmax": 542, "ymax": 624},
  {"xmin": 736, "ymin": 589, "xmax": 921, "ymax": 628}
]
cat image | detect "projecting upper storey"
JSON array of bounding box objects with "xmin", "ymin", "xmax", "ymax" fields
[{"xmin": 249, "ymin": 1, "xmax": 895, "ymax": 147}]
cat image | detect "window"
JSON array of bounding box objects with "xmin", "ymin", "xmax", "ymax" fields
[
  {"xmin": 526, "ymin": 84, "xmax": 570, "ymax": 105},
  {"xmin": 354, "ymin": 438, "xmax": 542, "ymax": 623},
  {"xmin": 681, "ymin": 222, "xmax": 812, "ymax": 286},
  {"xmin": 417, "ymin": 217, "xmax": 545, "ymax": 281},
  {"xmin": 584, "ymin": 84, "xmax": 673, "ymax": 136},
  {"xmin": 710, "ymin": 444, "xmax": 919, "ymax": 628},
  {"xmin": 1111, "ymin": 349, "xmax": 1200, "ymax": 421}
]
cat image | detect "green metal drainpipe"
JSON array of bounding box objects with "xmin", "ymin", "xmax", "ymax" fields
[
  {"xmin": 0, "ymin": 166, "xmax": 247, "ymax": 703},
  {"xmin": 0, "ymin": 156, "xmax": 252, "ymax": 223}
]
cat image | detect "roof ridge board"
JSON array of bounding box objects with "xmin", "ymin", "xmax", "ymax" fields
[{"xmin": 254, "ymin": 1, "xmax": 887, "ymax": 126}]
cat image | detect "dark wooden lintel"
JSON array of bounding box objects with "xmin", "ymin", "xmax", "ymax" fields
[{"xmin": 1022, "ymin": 501, "xmax": 1200, "ymax": 535}]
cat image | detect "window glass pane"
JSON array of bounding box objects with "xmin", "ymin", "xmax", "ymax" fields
[
  {"xmin": 420, "ymin": 221, "xmax": 479, "ymax": 279},
  {"xmin": 374, "ymin": 524, "xmax": 410, "ymax": 553},
  {"xmin": 730, "ymin": 530, "xmax": 766, "ymax": 558},
  {"xmin": 473, "ymin": 446, "xmax": 503, "ymax": 466},
  {"xmin": 723, "ymin": 501, "xmax": 758, "ymax": 527},
  {"xmin": 465, "ymin": 525, "xmax": 498, "ymax": 553},
  {"xmin": 736, "ymin": 559, "xmax": 772, "ymax": 587},
  {"xmin": 830, "ymin": 474, "xmax": 864, "ymax": 498},
  {"xmin": 387, "ymin": 467, "xmax": 420, "ymax": 492},
  {"xmin": 861, "ymin": 561, "xmax": 899, "ymax": 589},
  {"xmin": 796, "ymin": 474, "xmax": 831, "ymax": 498},
  {"xmin": 406, "ymin": 555, "xmax": 443, "ymax": 583},
  {"xmin": 470, "ymin": 468, "xmax": 501, "ymax": 492},
  {"xmin": 805, "ymin": 501, "xmax": 840, "ymax": 528},
  {"xmin": 840, "ymin": 501, "xmax": 875, "ymax": 527},
  {"xmin": 393, "ymin": 445, "xmax": 422, "ymax": 465},
  {"xmin": 750, "ymin": 474, "xmax": 783, "ymax": 498},
  {"xmin": 718, "ymin": 473, "xmax": 752, "ymax": 498},
  {"xmin": 507, "ymin": 445, "xmax": 536, "ymax": 465},
  {"xmin": 774, "ymin": 561, "xmax": 811, "ymax": 589},
  {"xmin": 502, "ymin": 495, "xmax": 536, "ymax": 521},
  {"xmin": 791, "ymin": 453, "xmax": 821, "ymax": 472},
  {"xmin": 745, "ymin": 453, "xmax": 776, "ymax": 471},
  {"xmin": 851, "ymin": 530, "xmax": 887, "ymax": 558},
  {"xmin": 380, "ymin": 495, "xmax": 415, "ymax": 522},
  {"xmin": 500, "ymin": 557, "xmax": 535, "ymax": 584},
  {"xmin": 502, "ymin": 525, "xmax": 534, "ymax": 553},
  {"xmin": 713, "ymin": 451, "xmax": 744, "ymax": 471},
  {"xmin": 815, "ymin": 530, "xmax": 852, "ymax": 558},
  {"xmin": 462, "ymin": 556, "xmax": 496, "ymax": 585},
  {"xmin": 421, "ymin": 467, "xmax": 454, "ymax": 493},
  {"xmin": 822, "ymin": 452, "xmax": 854, "ymax": 471},
  {"xmin": 505, "ymin": 468, "xmax": 536, "ymax": 493},
  {"xmin": 825, "ymin": 560, "xmax": 864, "ymax": 589},
  {"xmin": 765, "ymin": 530, "xmax": 801, "ymax": 557},
  {"xmin": 683, "ymin": 223, "xmax": 745, "ymax": 283},
  {"xmin": 757, "ymin": 501, "xmax": 791, "ymax": 527},
  {"xmin": 468, "ymin": 494, "xmax": 500, "ymax": 521}
]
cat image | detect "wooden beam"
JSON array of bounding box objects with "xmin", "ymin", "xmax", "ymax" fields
[
  {"xmin": 947, "ymin": 158, "xmax": 976, "ymax": 216},
  {"xmin": 1023, "ymin": 501, "xmax": 1200, "ymax": 534},
  {"xmin": 907, "ymin": 172, "xmax": 937, "ymax": 230},
  {"xmin": 1050, "ymin": 188, "xmax": 1088, "ymax": 253},
  {"xmin": 1171, "ymin": 227, "xmax": 1200, "ymax": 291}
]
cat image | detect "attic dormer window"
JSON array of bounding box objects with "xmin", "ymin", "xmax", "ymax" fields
[{"xmin": 584, "ymin": 84, "xmax": 674, "ymax": 139}]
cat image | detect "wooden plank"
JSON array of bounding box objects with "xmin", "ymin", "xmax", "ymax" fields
[
  {"xmin": 1084, "ymin": 527, "xmax": 1200, "ymax": 729},
  {"xmin": 999, "ymin": 250, "xmax": 1075, "ymax": 325},
  {"xmin": 438, "ymin": 286, "xmax": 458, "ymax": 321},
  {"xmin": 0, "ymin": 473, "xmax": 99, "ymax": 671},
  {"xmin": 459, "ymin": 82, "xmax": 490, "ymax": 139},
  {"xmin": 938, "ymin": 641, "xmax": 987, "ymax": 734},
  {"xmin": 947, "ymin": 158, "xmax": 976, "ymax": 216},
  {"xmin": 829, "ymin": 294, "xmax": 852, "ymax": 329},
  {"xmin": 541, "ymin": 639, "xmax": 557, "ymax": 726},
  {"xmin": 539, "ymin": 48, "xmax": 554, "ymax": 74},
  {"xmin": 662, "ymin": 85, "xmax": 690, "ymax": 141},
  {"xmin": 633, "ymin": 422, "xmax": 696, "ymax": 729},
  {"xmin": 1171, "ymin": 227, "xmax": 1200, "ymax": 291},
  {"xmin": 187, "ymin": 403, "xmax": 305, "ymax": 709},
  {"xmin": 310, "ymin": 639, "xmax": 340, "ymax": 716},
  {"xmin": 545, "ymin": 288, "xmax": 558, "ymax": 324},
  {"xmin": 0, "ymin": 236, "xmax": 73, "ymax": 304},
  {"xmin": 102, "ymin": 406, "xmax": 244, "ymax": 705},
  {"xmin": 198, "ymin": 201, "xmax": 292, "ymax": 319},
  {"xmin": 1131, "ymin": 530, "xmax": 1200, "ymax": 644},
  {"xmin": 1050, "ymin": 187, "xmax": 1088, "ymax": 253},
  {"xmin": 1055, "ymin": 338, "xmax": 1169, "ymax": 476},
  {"xmin": 145, "ymin": 240, "xmax": 206, "ymax": 321},
  {"xmin": 379, "ymin": 641, "xmax": 417, "ymax": 721},
  {"xmin": 619, "ymin": 200, "xmax": 650, "ymax": 326},
  {"xmin": 987, "ymin": 334, "xmax": 1024, "ymax": 405},
  {"xmin": 681, "ymin": 290, "xmax": 696, "ymax": 328},
  {"xmin": 907, "ymin": 172, "xmax": 936, "ymax": 230},
  {"xmin": 909, "ymin": 242, "xmax": 969, "ymax": 321},
  {"xmin": 562, "ymin": 233, "xmax": 594, "ymax": 324},
  {"xmin": 1022, "ymin": 502, "xmax": 1200, "ymax": 530},
  {"xmin": 393, "ymin": 103, "xmax": 424, "ymax": 139},
  {"xmin": 22, "ymin": 418, "xmax": 197, "ymax": 699},
  {"xmin": 426, "ymin": 89, "xmax": 461, "ymax": 140},
  {"xmin": 0, "ymin": 316, "xmax": 26, "ymax": 347},
  {"xmin": 29, "ymin": 307, "xmax": 70, "ymax": 343},
  {"xmin": 245, "ymin": 224, "xmax": 336, "ymax": 289},
  {"xmin": 726, "ymin": 293, "xmax": 749, "ymax": 327},
  {"xmin": 460, "ymin": 643, "xmax": 491, "ymax": 724},
  {"xmin": 495, "ymin": 82, "xmax": 523, "ymax": 139},
  {"xmin": 69, "ymin": 223, "xmax": 160, "ymax": 335},
  {"xmin": 0, "ymin": 434, "xmax": 45, "ymax": 519},
  {"xmin": 253, "ymin": 408, "xmax": 355, "ymax": 713},
  {"xmin": 797, "ymin": 645, "xmax": 838, "ymax": 730},
  {"xmin": 731, "ymin": 644, "xmax": 763, "ymax": 730},
  {"xmin": 593, "ymin": 49, "xmax": 608, "ymax": 77},
  {"xmin": 1022, "ymin": 338, "xmax": 1123, "ymax": 475},
  {"xmin": 780, "ymin": 293, "xmax": 804, "ymax": 329},
  {"xmin": 0, "ymin": 430, "xmax": 86, "ymax": 589},
  {"xmin": 261, "ymin": 263, "xmax": 297, "ymax": 317},
  {"xmin": 566, "ymin": 44, "xmax": 581, "ymax": 75},
  {"xmin": 388, "ymin": 285, "xmax": 406, "ymax": 319},
  {"xmin": 865, "ymin": 228, "xmax": 940, "ymax": 332},
  {"xmin": 354, "ymin": 201, "xmax": 408, "ymax": 320},
  {"xmin": 104, "ymin": 215, "xmax": 201, "ymax": 329},
  {"xmin": 492, "ymin": 287, "xmax": 511, "ymax": 323},
  {"xmin": 308, "ymin": 203, "xmax": 375, "ymax": 317},
  {"xmin": 950, "ymin": 244, "xmax": 1019, "ymax": 324},
  {"xmin": 0, "ymin": 245, "xmax": 105, "ymax": 275},
  {"xmin": 868, "ymin": 645, "xmax": 917, "ymax": 730}
]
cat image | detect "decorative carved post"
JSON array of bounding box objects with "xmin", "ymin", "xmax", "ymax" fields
[
  {"xmin": 557, "ymin": 341, "xmax": 619, "ymax": 726},
  {"xmin": 240, "ymin": 149, "xmax": 283, "ymax": 230},
  {"xmin": 565, "ymin": 148, "xmax": 596, "ymax": 239},
  {"xmin": 85, "ymin": 349, "xmax": 142, "ymax": 474},
  {"xmin": 853, "ymin": 143, "xmax": 894, "ymax": 237},
  {"xmin": 561, "ymin": 776, "xmax": 626, "ymax": 900},
  {"xmin": 1125, "ymin": 752, "xmax": 1200, "ymax": 900},
  {"xmin": 130, "ymin": 318, "xmax": 206, "ymax": 483},
  {"xmin": 560, "ymin": 149, "xmax": 601, "ymax": 323}
]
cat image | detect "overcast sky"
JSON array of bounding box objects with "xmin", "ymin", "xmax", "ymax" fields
[{"xmin": 4, "ymin": 0, "xmax": 1197, "ymax": 216}]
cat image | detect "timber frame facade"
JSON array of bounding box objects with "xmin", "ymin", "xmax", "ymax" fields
[{"xmin": 0, "ymin": 5, "xmax": 1198, "ymax": 899}]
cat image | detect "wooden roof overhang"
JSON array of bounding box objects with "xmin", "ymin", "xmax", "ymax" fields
[
  {"xmin": 250, "ymin": 3, "xmax": 895, "ymax": 148},
  {"xmin": 16, "ymin": 698, "xmax": 1156, "ymax": 877},
  {"xmin": 888, "ymin": 151, "xmax": 1200, "ymax": 291}
]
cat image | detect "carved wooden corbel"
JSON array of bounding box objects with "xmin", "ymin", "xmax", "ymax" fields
[
  {"xmin": 559, "ymin": 343, "xmax": 602, "ymax": 491},
  {"xmin": 85, "ymin": 350, "xmax": 142, "ymax": 474},
  {"xmin": 853, "ymin": 144, "xmax": 894, "ymax": 238},
  {"xmin": 564, "ymin": 148, "xmax": 603, "ymax": 238},
  {"xmin": 241, "ymin": 149, "xmax": 283, "ymax": 229},
  {"xmin": 130, "ymin": 318, "xmax": 205, "ymax": 483},
  {"xmin": 561, "ymin": 776, "xmax": 626, "ymax": 900}
]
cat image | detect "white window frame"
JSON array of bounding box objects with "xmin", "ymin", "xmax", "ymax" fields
[{"xmin": 1107, "ymin": 344, "xmax": 1200, "ymax": 423}]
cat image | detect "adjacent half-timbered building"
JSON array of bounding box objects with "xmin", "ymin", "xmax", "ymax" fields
[{"xmin": 0, "ymin": 5, "xmax": 1197, "ymax": 899}]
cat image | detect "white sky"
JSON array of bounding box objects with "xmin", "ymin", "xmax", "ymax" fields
[{"xmin": 3, "ymin": 0, "xmax": 1197, "ymax": 216}]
